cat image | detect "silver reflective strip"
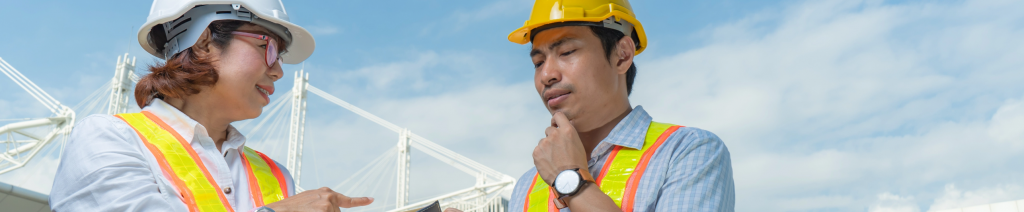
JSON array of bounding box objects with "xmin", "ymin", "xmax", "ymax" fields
[{"xmin": 601, "ymin": 16, "xmax": 634, "ymax": 37}]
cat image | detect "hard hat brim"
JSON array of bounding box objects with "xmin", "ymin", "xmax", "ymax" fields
[
  {"xmin": 137, "ymin": 2, "xmax": 315, "ymax": 64},
  {"xmin": 507, "ymin": 11, "xmax": 647, "ymax": 55}
]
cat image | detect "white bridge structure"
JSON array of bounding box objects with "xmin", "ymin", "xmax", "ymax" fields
[
  {"xmin": 0, "ymin": 54, "xmax": 515, "ymax": 212},
  {"xmin": 0, "ymin": 57, "xmax": 75, "ymax": 176}
]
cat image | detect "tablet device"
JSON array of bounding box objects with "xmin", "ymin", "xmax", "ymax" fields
[{"xmin": 417, "ymin": 201, "xmax": 442, "ymax": 212}]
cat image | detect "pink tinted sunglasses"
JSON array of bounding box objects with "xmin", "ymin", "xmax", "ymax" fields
[{"xmin": 231, "ymin": 31, "xmax": 279, "ymax": 67}]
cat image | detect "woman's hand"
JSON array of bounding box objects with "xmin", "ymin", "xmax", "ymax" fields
[{"xmin": 265, "ymin": 187, "xmax": 373, "ymax": 212}]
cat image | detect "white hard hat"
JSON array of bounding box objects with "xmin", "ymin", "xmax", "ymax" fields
[{"xmin": 137, "ymin": 0, "xmax": 314, "ymax": 64}]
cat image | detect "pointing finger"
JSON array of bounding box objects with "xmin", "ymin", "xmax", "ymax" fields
[{"xmin": 335, "ymin": 194, "xmax": 374, "ymax": 208}]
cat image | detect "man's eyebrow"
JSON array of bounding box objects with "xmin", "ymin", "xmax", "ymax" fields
[
  {"xmin": 529, "ymin": 37, "xmax": 576, "ymax": 57},
  {"xmin": 530, "ymin": 49, "xmax": 542, "ymax": 57},
  {"xmin": 548, "ymin": 37, "xmax": 574, "ymax": 51}
]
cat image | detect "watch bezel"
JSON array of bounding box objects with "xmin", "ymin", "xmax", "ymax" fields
[{"xmin": 553, "ymin": 168, "xmax": 585, "ymax": 196}]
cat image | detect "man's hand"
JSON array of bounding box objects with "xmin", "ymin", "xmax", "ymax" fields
[
  {"xmin": 443, "ymin": 208, "xmax": 463, "ymax": 212},
  {"xmin": 265, "ymin": 187, "xmax": 373, "ymax": 212},
  {"xmin": 533, "ymin": 112, "xmax": 590, "ymax": 184}
]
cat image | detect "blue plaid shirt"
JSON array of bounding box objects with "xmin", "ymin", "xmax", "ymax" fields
[{"xmin": 508, "ymin": 106, "xmax": 735, "ymax": 212}]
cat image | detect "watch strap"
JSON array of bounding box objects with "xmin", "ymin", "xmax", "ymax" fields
[
  {"xmin": 551, "ymin": 187, "xmax": 568, "ymax": 209},
  {"xmin": 551, "ymin": 168, "xmax": 595, "ymax": 210},
  {"xmin": 578, "ymin": 168, "xmax": 596, "ymax": 183},
  {"xmin": 552, "ymin": 180, "xmax": 591, "ymax": 209}
]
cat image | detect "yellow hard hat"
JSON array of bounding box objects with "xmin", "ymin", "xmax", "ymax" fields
[{"xmin": 508, "ymin": 0, "xmax": 647, "ymax": 55}]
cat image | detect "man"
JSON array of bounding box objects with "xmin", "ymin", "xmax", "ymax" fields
[{"xmin": 506, "ymin": 0, "xmax": 735, "ymax": 211}]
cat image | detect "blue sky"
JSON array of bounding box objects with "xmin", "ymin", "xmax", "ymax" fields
[{"xmin": 3, "ymin": 0, "xmax": 1024, "ymax": 211}]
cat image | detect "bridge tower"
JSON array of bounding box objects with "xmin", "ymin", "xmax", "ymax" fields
[
  {"xmin": 107, "ymin": 53, "xmax": 135, "ymax": 115},
  {"xmin": 287, "ymin": 69, "xmax": 309, "ymax": 186}
]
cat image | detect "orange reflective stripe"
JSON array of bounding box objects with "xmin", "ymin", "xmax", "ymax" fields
[
  {"xmin": 119, "ymin": 114, "xmax": 200, "ymax": 212},
  {"xmin": 239, "ymin": 149, "xmax": 265, "ymax": 206},
  {"xmin": 116, "ymin": 112, "xmax": 233, "ymax": 212},
  {"xmin": 596, "ymin": 122, "xmax": 680, "ymax": 211},
  {"xmin": 597, "ymin": 143, "xmax": 639, "ymax": 207},
  {"xmin": 521, "ymin": 121, "xmax": 682, "ymax": 212},
  {"xmin": 240, "ymin": 147, "xmax": 287, "ymax": 206},
  {"xmin": 524, "ymin": 173, "xmax": 556, "ymax": 212},
  {"xmin": 257, "ymin": 151, "xmax": 289, "ymax": 199},
  {"xmin": 620, "ymin": 124, "xmax": 680, "ymax": 212},
  {"xmin": 597, "ymin": 122, "xmax": 674, "ymax": 207},
  {"xmin": 547, "ymin": 188, "xmax": 558, "ymax": 212},
  {"xmin": 595, "ymin": 145, "xmax": 622, "ymax": 186}
]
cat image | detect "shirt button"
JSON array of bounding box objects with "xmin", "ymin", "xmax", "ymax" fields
[{"xmin": 223, "ymin": 187, "xmax": 232, "ymax": 194}]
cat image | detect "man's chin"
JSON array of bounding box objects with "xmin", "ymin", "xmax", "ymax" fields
[
  {"xmin": 546, "ymin": 107, "xmax": 563, "ymax": 115},
  {"xmin": 547, "ymin": 108, "xmax": 575, "ymax": 119}
]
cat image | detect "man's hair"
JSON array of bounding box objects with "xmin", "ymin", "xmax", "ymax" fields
[{"xmin": 589, "ymin": 26, "xmax": 638, "ymax": 95}]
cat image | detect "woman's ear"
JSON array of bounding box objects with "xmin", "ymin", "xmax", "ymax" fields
[
  {"xmin": 613, "ymin": 35, "xmax": 636, "ymax": 75},
  {"xmin": 192, "ymin": 28, "xmax": 217, "ymax": 57}
]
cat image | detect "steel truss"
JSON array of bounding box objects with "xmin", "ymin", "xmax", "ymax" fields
[
  {"xmin": 289, "ymin": 74, "xmax": 515, "ymax": 212},
  {"xmin": 0, "ymin": 57, "xmax": 74, "ymax": 175},
  {"xmin": 3, "ymin": 54, "xmax": 514, "ymax": 211}
]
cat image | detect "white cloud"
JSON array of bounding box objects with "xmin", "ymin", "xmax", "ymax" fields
[
  {"xmin": 871, "ymin": 192, "xmax": 920, "ymax": 212},
  {"xmin": 3, "ymin": 0, "xmax": 1024, "ymax": 211},
  {"xmin": 776, "ymin": 194, "xmax": 856, "ymax": 211},
  {"xmin": 988, "ymin": 98, "xmax": 1024, "ymax": 145},
  {"xmin": 255, "ymin": 0, "xmax": 1024, "ymax": 209},
  {"xmin": 927, "ymin": 184, "xmax": 1024, "ymax": 211},
  {"xmin": 630, "ymin": 0, "xmax": 1024, "ymax": 210},
  {"xmin": 239, "ymin": 48, "xmax": 545, "ymax": 204},
  {"xmin": 309, "ymin": 49, "xmax": 524, "ymax": 101},
  {"xmin": 301, "ymin": 81, "xmax": 547, "ymax": 202}
]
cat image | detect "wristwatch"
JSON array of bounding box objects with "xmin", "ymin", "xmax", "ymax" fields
[{"xmin": 550, "ymin": 168, "xmax": 596, "ymax": 209}]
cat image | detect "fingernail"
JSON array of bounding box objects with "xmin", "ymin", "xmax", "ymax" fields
[{"xmin": 368, "ymin": 197, "xmax": 374, "ymax": 201}]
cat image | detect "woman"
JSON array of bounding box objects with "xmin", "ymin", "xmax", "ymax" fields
[{"xmin": 50, "ymin": 0, "xmax": 371, "ymax": 211}]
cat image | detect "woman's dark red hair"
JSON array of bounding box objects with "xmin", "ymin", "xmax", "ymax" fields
[{"xmin": 134, "ymin": 20, "xmax": 246, "ymax": 108}]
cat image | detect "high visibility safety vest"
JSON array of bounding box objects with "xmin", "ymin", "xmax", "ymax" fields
[
  {"xmin": 115, "ymin": 112, "xmax": 289, "ymax": 212},
  {"xmin": 523, "ymin": 122, "xmax": 683, "ymax": 212}
]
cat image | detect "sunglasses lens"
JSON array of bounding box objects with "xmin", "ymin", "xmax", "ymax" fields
[{"xmin": 266, "ymin": 42, "xmax": 278, "ymax": 67}]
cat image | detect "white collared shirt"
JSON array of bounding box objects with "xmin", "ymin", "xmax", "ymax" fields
[{"xmin": 50, "ymin": 99, "xmax": 295, "ymax": 211}]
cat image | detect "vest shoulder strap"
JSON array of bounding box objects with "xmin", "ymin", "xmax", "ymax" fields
[
  {"xmin": 524, "ymin": 172, "xmax": 557, "ymax": 212},
  {"xmin": 612, "ymin": 122, "xmax": 682, "ymax": 212},
  {"xmin": 115, "ymin": 112, "xmax": 233, "ymax": 212},
  {"xmin": 240, "ymin": 146, "xmax": 289, "ymax": 206},
  {"xmin": 522, "ymin": 121, "xmax": 683, "ymax": 212}
]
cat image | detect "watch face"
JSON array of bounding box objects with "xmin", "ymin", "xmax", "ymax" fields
[{"xmin": 554, "ymin": 170, "xmax": 581, "ymax": 194}]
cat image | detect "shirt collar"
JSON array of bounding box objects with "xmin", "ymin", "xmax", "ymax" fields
[
  {"xmin": 141, "ymin": 99, "xmax": 247, "ymax": 152},
  {"xmin": 143, "ymin": 99, "xmax": 200, "ymax": 143},
  {"xmin": 598, "ymin": 105, "xmax": 652, "ymax": 150}
]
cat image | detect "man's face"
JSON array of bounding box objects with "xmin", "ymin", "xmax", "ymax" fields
[{"xmin": 531, "ymin": 26, "xmax": 627, "ymax": 131}]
